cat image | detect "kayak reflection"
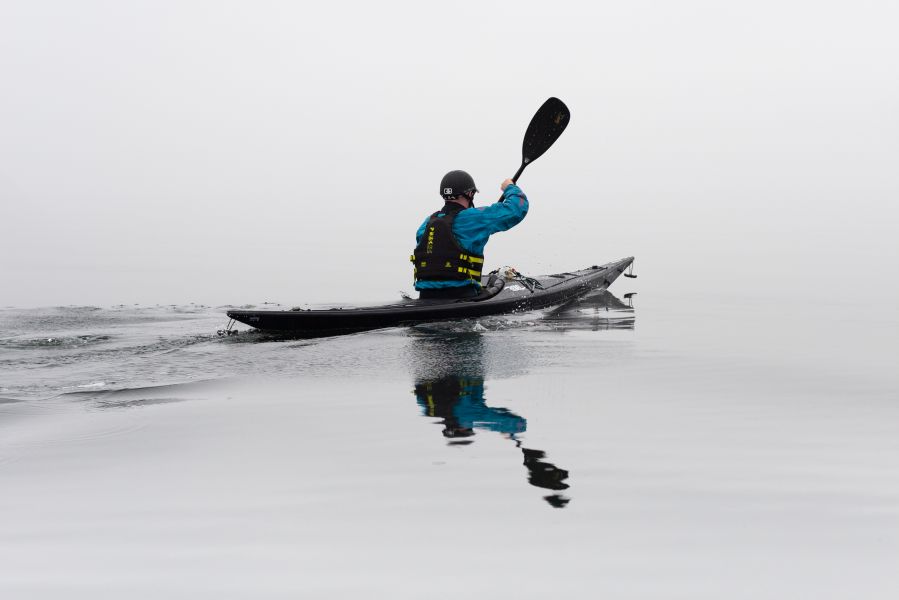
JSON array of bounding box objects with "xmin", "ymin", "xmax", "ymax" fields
[
  {"xmin": 542, "ymin": 289, "xmax": 636, "ymax": 331},
  {"xmin": 409, "ymin": 332, "xmax": 571, "ymax": 508}
]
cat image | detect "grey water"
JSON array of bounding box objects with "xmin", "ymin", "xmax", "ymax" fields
[{"xmin": 1, "ymin": 289, "xmax": 897, "ymax": 598}]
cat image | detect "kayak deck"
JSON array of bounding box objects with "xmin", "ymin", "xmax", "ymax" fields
[{"xmin": 227, "ymin": 256, "xmax": 634, "ymax": 335}]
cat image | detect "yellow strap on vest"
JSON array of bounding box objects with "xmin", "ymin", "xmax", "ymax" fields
[{"xmin": 460, "ymin": 253, "xmax": 482, "ymax": 280}]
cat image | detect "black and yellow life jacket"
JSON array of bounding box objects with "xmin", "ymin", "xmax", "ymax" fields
[{"xmin": 410, "ymin": 203, "xmax": 484, "ymax": 285}]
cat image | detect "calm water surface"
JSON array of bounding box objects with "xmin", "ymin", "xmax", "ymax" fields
[{"xmin": 1, "ymin": 290, "xmax": 897, "ymax": 598}]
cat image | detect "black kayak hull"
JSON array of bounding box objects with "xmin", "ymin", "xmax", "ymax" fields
[{"xmin": 227, "ymin": 256, "xmax": 634, "ymax": 335}]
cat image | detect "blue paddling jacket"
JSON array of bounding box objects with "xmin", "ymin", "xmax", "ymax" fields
[{"xmin": 412, "ymin": 184, "xmax": 528, "ymax": 290}]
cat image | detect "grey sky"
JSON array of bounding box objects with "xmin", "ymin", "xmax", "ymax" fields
[{"xmin": 2, "ymin": 0, "xmax": 897, "ymax": 307}]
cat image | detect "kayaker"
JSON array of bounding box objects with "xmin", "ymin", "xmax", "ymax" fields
[{"xmin": 411, "ymin": 170, "xmax": 528, "ymax": 299}]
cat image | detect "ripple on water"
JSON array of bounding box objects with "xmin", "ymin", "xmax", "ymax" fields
[{"xmin": 0, "ymin": 334, "xmax": 113, "ymax": 350}]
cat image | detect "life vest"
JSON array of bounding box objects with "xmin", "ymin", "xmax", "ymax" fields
[{"xmin": 411, "ymin": 203, "xmax": 484, "ymax": 285}]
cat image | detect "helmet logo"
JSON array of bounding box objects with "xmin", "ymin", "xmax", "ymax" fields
[{"xmin": 443, "ymin": 187, "xmax": 453, "ymax": 195}]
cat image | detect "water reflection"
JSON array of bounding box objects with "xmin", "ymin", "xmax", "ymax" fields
[
  {"xmin": 414, "ymin": 377, "xmax": 526, "ymax": 443},
  {"xmin": 542, "ymin": 289, "xmax": 636, "ymax": 330},
  {"xmin": 408, "ymin": 332, "xmax": 572, "ymax": 508}
]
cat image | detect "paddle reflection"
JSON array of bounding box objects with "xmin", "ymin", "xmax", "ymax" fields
[{"xmin": 409, "ymin": 332, "xmax": 571, "ymax": 508}]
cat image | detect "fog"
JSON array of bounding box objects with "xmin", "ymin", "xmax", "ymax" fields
[{"xmin": 2, "ymin": 0, "xmax": 897, "ymax": 307}]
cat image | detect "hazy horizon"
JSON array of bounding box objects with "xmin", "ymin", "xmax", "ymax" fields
[{"xmin": 2, "ymin": 0, "xmax": 897, "ymax": 307}]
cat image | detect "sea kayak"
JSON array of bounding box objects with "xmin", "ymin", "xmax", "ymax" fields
[{"xmin": 226, "ymin": 256, "xmax": 634, "ymax": 336}]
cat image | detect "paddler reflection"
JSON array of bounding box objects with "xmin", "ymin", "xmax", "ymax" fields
[{"xmin": 409, "ymin": 332, "xmax": 571, "ymax": 508}]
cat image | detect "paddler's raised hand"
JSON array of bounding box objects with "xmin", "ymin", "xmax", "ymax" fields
[{"xmin": 500, "ymin": 178, "xmax": 514, "ymax": 191}]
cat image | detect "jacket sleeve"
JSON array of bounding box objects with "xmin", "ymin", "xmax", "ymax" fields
[{"xmin": 473, "ymin": 184, "xmax": 529, "ymax": 234}]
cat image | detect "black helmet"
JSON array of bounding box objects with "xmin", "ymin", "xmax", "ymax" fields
[{"xmin": 440, "ymin": 170, "xmax": 478, "ymax": 201}]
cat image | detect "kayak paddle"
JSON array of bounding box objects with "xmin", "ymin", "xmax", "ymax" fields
[{"xmin": 500, "ymin": 97, "xmax": 570, "ymax": 200}]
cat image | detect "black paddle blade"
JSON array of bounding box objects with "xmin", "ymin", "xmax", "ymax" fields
[{"xmin": 521, "ymin": 97, "xmax": 570, "ymax": 165}]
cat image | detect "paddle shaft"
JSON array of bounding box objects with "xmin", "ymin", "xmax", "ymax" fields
[
  {"xmin": 512, "ymin": 161, "xmax": 527, "ymax": 183},
  {"xmin": 498, "ymin": 160, "xmax": 529, "ymax": 202}
]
